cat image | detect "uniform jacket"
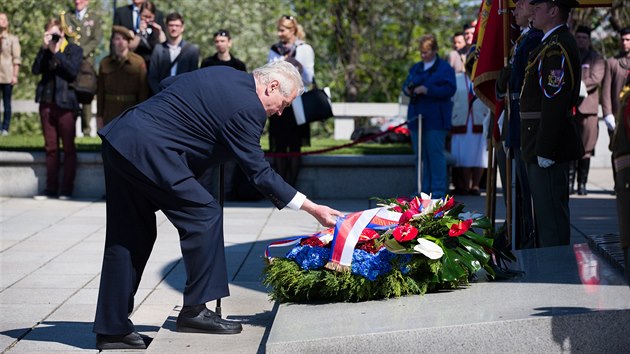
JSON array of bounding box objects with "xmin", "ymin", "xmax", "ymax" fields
[
  {"xmin": 99, "ymin": 66, "xmax": 297, "ymax": 208},
  {"xmin": 31, "ymin": 43, "xmax": 83, "ymax": 111},
  {"xmin": 602, "ymin": 56, "xmax": 630, "ymax": 118},
  {"xmin": 113, "ymin": 4, "xmax": 164, "ymax": 33},
  {"xmin": 63, "ymin": 7, "xmax": 103, "ymax": 62},
  {"xmin": 519, "ymin": 25, "xmax": 583, "ymax": 163},
  {"xmin": 496, "ymin": 28, "xmax": 543, "ymax": 148},
  {"xmin": 97, "ymin": 51, "xmax": 148, "ymax": 125},
  {"xmin": 0, "ymin": 32, "xmax": 21, "ymax": 84},
  {"xmin": 577, "ymin": 48, "xmax": 605, "ymax": 116},
  {"xmin": 403, "ymin": 57, "xmax": 457, "ymax": 131},
  {"xmin": 147, "ymin": 40, "xmax": 199, "ymax": 94}
]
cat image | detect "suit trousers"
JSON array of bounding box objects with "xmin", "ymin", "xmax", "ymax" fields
[
  {"xmin": 1, "ymin": 83, "xmax": 13, "ymax": 131},
  {"xmin": 93, "ymin": 141, "xmax": 229, "ymax": 335},
  {"xmin": 526, "ymin": 161, "xmax": 571, "ymax": 247}
]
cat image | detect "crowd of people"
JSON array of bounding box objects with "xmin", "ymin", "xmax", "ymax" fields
[
  {"xmin": 402, "ymin": 0, "xmax": 629, "ymax": 283},
  {"xmin": 1, "ymin": 0, "xmax": 629, "ymax": 349}
]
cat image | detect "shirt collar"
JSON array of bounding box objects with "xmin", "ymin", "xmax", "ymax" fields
[
  {"xmin": 542, "ymin": 24, "xmax": 565, "ymax": 42},
  {"xmin": 76, "ymin": 7, "xmax": 88, "ymax": 20}
]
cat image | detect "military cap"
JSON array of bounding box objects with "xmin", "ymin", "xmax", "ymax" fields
[
  {"xmin": 111, "ymin": 25, "xmax": 135, "ymax": 41},
  {"xmin": 529, "ymin": 0, "xmax": 579, "ymax": 8}
]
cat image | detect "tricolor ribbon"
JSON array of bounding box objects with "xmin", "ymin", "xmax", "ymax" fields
[{"xmin": 265, "ymin": 207, "xmax": 401, "ymax": 271}]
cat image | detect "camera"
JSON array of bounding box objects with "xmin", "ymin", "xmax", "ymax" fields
[{"xmin": 51, "ymin": 33, "xmax": 61, "ymax": 43}]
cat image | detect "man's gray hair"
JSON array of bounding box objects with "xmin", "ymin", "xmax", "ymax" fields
[{"xmin": 253, "ymin": 61, "xmax": 305, "ymax": 97}]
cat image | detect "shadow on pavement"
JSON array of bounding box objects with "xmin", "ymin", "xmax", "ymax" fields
[{"xmin": 0, "ymin": 321, "xmax": 159, "ymax": 350}]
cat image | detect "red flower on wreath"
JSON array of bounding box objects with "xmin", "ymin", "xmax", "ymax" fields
[
  {"xmin": 399, "ymin": 210, "xmax": 416, "ymax": 224},
  {"xmin": 301, "ymin": 236, "xmax": 324, "ymax": 247},
  {"xmin": 449, "ymin": 219, "xmax": 473, "ymax": 237},
  {"xmin": 393, "ymin": 224, "xmax": 418, "ymax": 242},
  {"xmin": 434, "ymin": 196, "xmax": 455, "ymax": 216}
]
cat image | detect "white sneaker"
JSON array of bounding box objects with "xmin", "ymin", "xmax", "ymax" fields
[
  {"xmin": 59, "ymin": 195, "xmax": 73, "ymax": 201},
  {"xmin": 1, "ymin": 130, "xmax": 8, "ymax": 136}
]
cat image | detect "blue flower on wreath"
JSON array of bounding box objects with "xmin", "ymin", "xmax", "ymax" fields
[
  {"xmin": 351, "ymin": 248, "xmax": 398, "ymax": 281},
  {"xmin": 286, "ymin": 245, "xmax": 331, "ymax": 270}
]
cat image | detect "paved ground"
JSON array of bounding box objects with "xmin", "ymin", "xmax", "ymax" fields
[{"xmin": 0, "ymin": 168, "xmax": 623, "ymax": 353}]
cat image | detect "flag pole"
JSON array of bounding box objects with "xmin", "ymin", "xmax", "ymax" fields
[{"xmin": 501, "ymin": 0, "xmax": 513, "ymax": 247}]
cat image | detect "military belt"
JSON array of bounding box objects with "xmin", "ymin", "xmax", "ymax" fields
[
  {"xmin": 614, "ymin": 154, "xmax": 630, "ymax": 172},
  {"xmin": 104, "ymin": 94, "xmax": 136, "ymax": 103},
  {"xmin": 520, "ymin": 111, "xmax": 541, "ymax": 120}
]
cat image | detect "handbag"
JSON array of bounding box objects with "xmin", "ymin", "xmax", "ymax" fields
[
  {"xmin": 292, "ymin": 78, "xmax": 333, "ymax": 125},
  {"xmin": 71, "ymin": 59, "xmax": 97, "ymax": 104}
]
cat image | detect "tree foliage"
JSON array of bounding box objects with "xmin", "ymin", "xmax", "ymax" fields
[{"xmin": 2, "ymin": 0, "xmax": 627, "ymax": 103}]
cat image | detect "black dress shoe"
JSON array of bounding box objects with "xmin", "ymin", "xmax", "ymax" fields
[
  {"xmin": 96, "ymin": 331, "xmax": 147, "ymax": 350},
  {"xmin": 176, "ymin": 307, "xmax": 242, "ymax": 334},
  {"xmin": 577, "ymin": 183, "xmax": 587, "ymax": 196}
]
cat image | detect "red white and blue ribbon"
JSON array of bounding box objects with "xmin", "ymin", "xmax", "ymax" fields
[{"xmin": 265, "ymin": 207, "xmax": 401, "ymax": 269}]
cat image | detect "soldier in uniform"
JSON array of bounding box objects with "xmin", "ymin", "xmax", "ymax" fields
[
  {"xmin": 519, "ymin": 0, "xmax": 582, "ymax": 247},
  {"xmin": 496, "ymin": 0, "xmax": 543, "ymax": 248},
  {"xmin": 570, "ymin": 25, "xmax": 605, "ymax": 196},
  {"xmin": 96, "ymin": 26, "xmax": 148, "ymax": 127},
  {"xmin": 62, "ymin": 0, "xmax": 103, "ymax": 137}
]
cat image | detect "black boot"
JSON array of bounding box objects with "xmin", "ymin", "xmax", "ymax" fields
[
  {"xmin": 568, "ymin": 160, "xmax": 577, "ymax": 195},
  {"xmin": 577, "ymin": 158, "xmax": 590, "ymax": 196}
]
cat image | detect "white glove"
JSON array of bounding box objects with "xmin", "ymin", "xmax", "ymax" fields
[
  {"xmin": 604, "ymin": 114, "xmax": 616, "ymax": 132},
  {"xmin": 537, "ymin": 156, "xmax": 555, "ymax": 168},
  {"xmin": 579, "ymin": 80, "xmax": 588, "ymax": 98}
]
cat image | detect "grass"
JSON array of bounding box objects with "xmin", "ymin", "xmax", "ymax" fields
[{"xmin": 0, "ymin": 134, "xmax": 413, "ymax": 155}]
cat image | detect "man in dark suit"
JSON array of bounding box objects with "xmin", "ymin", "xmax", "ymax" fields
[
  {"xmin": 113, "ymin": 0, "xmax": 164, "ymax": 34},
  {"xmin": 148, "ymin": 12, "xmax": 199, "ymax": 95},
  {"xmin": 93, "ymin": 60, "xmax": 342, "ymax": 350},
  {"xmin": 519, "ymin": 0, "xmax": 582, "ymax": 247}
]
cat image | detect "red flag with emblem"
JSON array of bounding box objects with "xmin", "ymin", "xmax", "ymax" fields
[{"xmin": 471, "ymin": 0, "xmax": 505, "ymax": 118}]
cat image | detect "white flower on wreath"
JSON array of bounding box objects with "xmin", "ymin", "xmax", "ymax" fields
[{"xmin": 413, "ymin": 238, "xmax": 444, "ymax": 259}]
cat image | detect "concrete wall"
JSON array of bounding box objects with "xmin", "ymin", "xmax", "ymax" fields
[{"xmin": 0, "ymin": 152, "xmax": 417, "ymax": 200}]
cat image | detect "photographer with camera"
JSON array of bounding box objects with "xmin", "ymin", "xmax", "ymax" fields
[
  {"xmin": 31, "ymin": 18, "xmax": 83, "ymax": 200},
  {"xmin": 403, "ymin": 34, "xmax": 456, "ymax": 198},
  {"xmin": 129, "ymin": 1, "xmax": 166, "ymax": 70}
]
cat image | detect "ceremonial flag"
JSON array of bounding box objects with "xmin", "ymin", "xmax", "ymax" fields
[{"xmin": 470, "ymin": 0, "xmax": 505, "ymax": 113}]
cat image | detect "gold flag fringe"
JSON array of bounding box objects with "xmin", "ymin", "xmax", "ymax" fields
[{"xmin": 324, "ymin": 262, "xmax": 350, "ymax": 273}]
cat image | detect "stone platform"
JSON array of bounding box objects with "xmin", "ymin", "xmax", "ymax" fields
[{"xmin": 266, "ymin": 245, "xmax": 630, "ymax": 353}]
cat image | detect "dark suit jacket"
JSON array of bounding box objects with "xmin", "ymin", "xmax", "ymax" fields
[
  {"xmin": 99, "ymin": 66, "xmax": 297, "ymax": 208},
  {"xmin": 147, "ymin": 40, "xmax": 200, "ymax": 94},
  {"xmin": 113, "ymin": 4, "xmax": 164, "ymax": 32}
]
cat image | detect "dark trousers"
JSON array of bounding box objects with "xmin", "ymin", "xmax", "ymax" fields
[
  {"xmin": 615, "ymin": 166, "xmax": 630, "ymax": 285},
  {"xmin": 39, "ymin": 102, "xmax": 77, "ymax": 195},
  {"xmin": 527, "ymin": 161, "xmax": 571, "ymax": 247},
  {"xmin": 93, "ymin": 142, "xmax": 229, "ymax": 335},
  {"xmin": 1, "ymin": 83, "xmax": 13, "ymax": 131}
]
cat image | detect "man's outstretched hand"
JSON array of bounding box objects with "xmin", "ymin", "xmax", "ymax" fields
[{"xmin": 300, "ymin": 199, "xmax": 344, "ymax": 228}]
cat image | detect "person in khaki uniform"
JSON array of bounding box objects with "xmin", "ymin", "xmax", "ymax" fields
[
  {"xmin": 569, "ymin": 25, "xmax": 605, "ymax": 196},
  {"xmin": 97, "ymin": 26, "xmax": 148, "ymax": 127},
  {"xmin": 62, "ymin": 0, "xmax": 103, "ymax": 137},
  {"xmin": 519, "ymin": 0, "xmax": 582, "ymax": 247}
]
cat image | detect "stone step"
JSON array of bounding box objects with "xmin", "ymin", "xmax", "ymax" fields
[{"xmin": 265, "ymin": 244, "xmax": 630, "ymax": 353}]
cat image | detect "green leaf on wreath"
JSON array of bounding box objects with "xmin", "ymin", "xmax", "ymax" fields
[
  {"xmin": 472, "ymin": 216, "xmax": 492, "ymax": 229},
  {"xmin": 453, "ymin": 247, "xmax": 482, "ymax": 273},
  {"xmin": 439, "ymin": 248, "xmax": 467, "ymax": 282},
  {"xmin": 463, "ymin": 230, "xmax": 494, "ymax": 248},
  {"xmin": 384, "ymin": 238, "xmax": 416, "ymax": 254},
  {"xmin": 458, "ymin": 237, "xmax": 491, "ymax": 264}
]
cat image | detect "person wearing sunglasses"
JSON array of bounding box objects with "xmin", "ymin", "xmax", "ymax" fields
[{"xmin": 200, "ymin": 29, "xmax": 246, "ymax": 72}]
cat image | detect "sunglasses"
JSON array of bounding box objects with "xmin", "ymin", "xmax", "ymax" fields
[
  {"xmin": 214, "ymin": 30, "xmax": 229, "ymax": 38},
  {"xmin": 283, "ymin": 15, "xmax": 294, "ymax": 21}
]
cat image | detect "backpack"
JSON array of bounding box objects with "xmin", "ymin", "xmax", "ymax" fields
[{"xmin": 71, "ymin": 59, "xmax": 97, "ymax": 104}]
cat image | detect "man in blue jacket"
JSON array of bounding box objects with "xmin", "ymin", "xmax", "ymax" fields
[{"xmin": 93, "ymin": 61, "xmax": 342, "ymax": 350}]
